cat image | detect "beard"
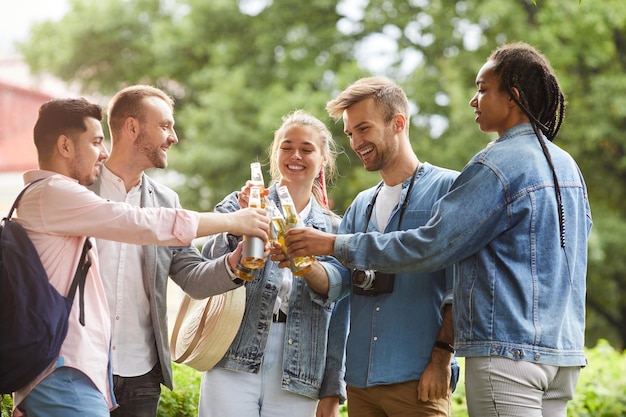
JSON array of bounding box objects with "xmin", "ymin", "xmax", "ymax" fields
[
  {"xmin": 70, "ymin": 159, "xmax": 98, "ymax": 186},
  {"xmin": 135, "ymin": 130, "xmax": 167, "ymax": 169},
  {"xmin": 67, "ymin": 142, "xmax": 99, "ymax": 186}
]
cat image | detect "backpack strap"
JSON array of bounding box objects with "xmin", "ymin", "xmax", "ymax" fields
[
  {"xmin": 66, "ymin": 238, "xmax": 92, "ymax": 326},
  {"xmin": 6, "ymin": 178, "xmax": 45, "ymax": 220},
  {"xmin": 7, "ymin": 177, "xmax": 92, "ymax": 327}
]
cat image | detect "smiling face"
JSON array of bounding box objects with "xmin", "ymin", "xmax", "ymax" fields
[
  {"xmin": 275, "ymin": 125, "xmax": 326, "ymax": 189},
  {"xmin": 69, "ymin": 116, "xmax": 108, "ymax": 186},
  {"xmin": 470, "ymin": 59, "xmax": 522, "ymax": 137},
  {"xmin": 134, "ymin": 96, "xmax": 178, "ymax": 169},
  {"xmin": 343, "ymin": 97, "xmax": 398, "ymax": 172}
]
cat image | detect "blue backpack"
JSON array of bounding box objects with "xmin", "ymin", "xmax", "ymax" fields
[{"xmin": 0, "ymin": 179, "xmax": 91, "ymax": 394}]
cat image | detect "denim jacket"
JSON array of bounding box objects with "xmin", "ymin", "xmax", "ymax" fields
[
  {"xmin": 334, "ymin": 123, "xmax": 592, "ymax": 367},
  {"xmin": 202, "ymin": 184, "xmax": 350, "ymax": 401},
  {"xmin": 331, "ymin": 163, "xmax": 460, "ymax": 388}
]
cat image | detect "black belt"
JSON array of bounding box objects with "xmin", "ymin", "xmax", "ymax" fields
[{"xmin": 272, "ymin": 310, "xmax": 287, "ymax": 323}]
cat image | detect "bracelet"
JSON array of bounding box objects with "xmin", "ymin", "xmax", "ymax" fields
[{"xmin": 434, "ymin": 340, "xmax": 455, "ymax": 354}]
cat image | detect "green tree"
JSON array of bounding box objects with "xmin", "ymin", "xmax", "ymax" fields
[
  {"xmin": 19, "ymin": 0, "xmax": 626, "ymax": 348},
  {"xmin": 21, "ymin": 0, "xmax": 372, "ymax": 210},
  {"xmin": 342, "ymin": 0, "xmax": 626, "ymax": 349}
]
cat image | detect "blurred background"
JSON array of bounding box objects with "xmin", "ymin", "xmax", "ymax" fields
[{"xmin": 1, "ymin": 0, "xmax": 625, "ymax": 353}]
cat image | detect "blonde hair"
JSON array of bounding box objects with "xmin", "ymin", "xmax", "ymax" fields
[
  {"xmin": 268, "ymin": 109, "xmax": 338, "ymax": 209},
  {"xmin": 326, "ymin": 76, "xmax": 410, "ymax": 132}
]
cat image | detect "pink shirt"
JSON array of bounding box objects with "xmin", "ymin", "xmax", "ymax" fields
[{"xmin": 12, "ymin": 170, "xmax": 199, "ymax": 411}]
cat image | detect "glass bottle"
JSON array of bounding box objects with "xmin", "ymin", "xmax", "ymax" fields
[
  {"xmin": 250, "ymin": 162, "xmax": 265, "ymax": 206},
  {"xmin": 233, "ymin": 261, "xmax": 257, "ymax": 282},
  {"xmin": 276, "ymin": 185, "xmax": 316, "ymax": 276},
  {"xmin": 266, "ymin": 199, "xmax": 289, "ymax": 258},
  {"xmin": 240, "ymin": 185, "xmax": 266, "ymax": 270}
]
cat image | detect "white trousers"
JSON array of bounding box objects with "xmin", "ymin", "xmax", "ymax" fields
[
  {"xmin": 198, "ymin": 322, "xmax": 319, "ymax": 417},
  {"xmin": 465, "ymin": 356, "xmax": 581, "ymax": 417}
]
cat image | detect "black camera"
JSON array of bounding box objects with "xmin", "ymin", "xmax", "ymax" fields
[{"xmin": 352, "ymin": 269, "xmax": 395, "ymax": 296}]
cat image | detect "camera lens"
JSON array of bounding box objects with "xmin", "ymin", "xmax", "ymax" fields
[{"xmin": 352, "ymin": 270, "xmax": 376, "ymax": 290}]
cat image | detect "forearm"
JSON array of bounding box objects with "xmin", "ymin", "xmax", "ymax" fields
[
  {"xmin": 437, "ymin": 304, "xmax": 454, "ymax": 345},
  {"xmin": 301, "ymin": 261, "xmax": 330, "ymax": 296},
  {"xmin": 196, "ymin": 207, "xmax": 269, "ymax": 240},
  {"xmin": 417, "ymin": 303, "xmax": 455, "ymax": 401},
  {"xmin": 196, "ymin": 212, "xmax": 235, "ymax": 237},
  {"xmin": 431, "ymin": 303, "xmax": 455, "ymax": 365},
  {"xmin": 170, "ymin": 251, "xmax": 239, "ymax": 299}
]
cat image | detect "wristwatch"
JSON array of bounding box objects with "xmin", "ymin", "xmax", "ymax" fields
[
  {"xmin": 434, "ymin": 340, "xmax": 455, "ymax": 354},
  {"xmin": 224, "ymin": 257, "xmax": 245, "ymax": 285}
]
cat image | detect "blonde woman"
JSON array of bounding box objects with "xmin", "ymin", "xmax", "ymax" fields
[{"xmin": 199, "ymin": 110, "xmax": 350, "ymax": 417}]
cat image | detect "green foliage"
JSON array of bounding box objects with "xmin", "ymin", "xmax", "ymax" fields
[
  {"xmin": 1, "ymin": 395, "xmax": 11, "ymax": 417},
  {"xmin": 568, "ymin": 340, "xmax": 626, "ymax": 416},
  {"xmin": 157, "ymin": 363, "xmax": 201, "ymax": 417},
  {"xmin": 18, "ymin": 0, "xmax": 626, "ymax": 348}
]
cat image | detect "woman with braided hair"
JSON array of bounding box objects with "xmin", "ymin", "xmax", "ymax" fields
[
  {"xmin": 284, "ymin": 42, "xmax": 592, "ymax": 416},
  {"xmin": 457, "ymin": 41, "xmax": 592, "ymax": 416}
]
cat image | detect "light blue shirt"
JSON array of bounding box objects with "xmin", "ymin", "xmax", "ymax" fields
[
  {"xmin": 330, "ymin": 162, "xmax": 459, "ymax": 388},
  {"xmin": 334, "ymin": 123, "xmax": 593, "ymax": 367}
]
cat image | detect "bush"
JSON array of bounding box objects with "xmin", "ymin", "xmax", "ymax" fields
[
  {"xmin": 2, "ymin": 340, "xmax": 625, "ymax": 416},
  {"xmin": 568, "ymin": 339, "xmax": 626, "ymax": 417},
  {"xmin": 158, "ymin": 363, "xmax": 201, "ymax": 417},
  {"xmin": 1, "ymin": 395, "xmax": 12, "ymax": 417}
]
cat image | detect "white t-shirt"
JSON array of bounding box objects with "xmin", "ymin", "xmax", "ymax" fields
[{"xmin": 374, "ymin": 182, "xmax": 402, "ymax": 232}]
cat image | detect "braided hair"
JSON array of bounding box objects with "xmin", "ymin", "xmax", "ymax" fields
[{"xmin": 489, "ymin": 42, "xmax": 567, "ymax": 247}]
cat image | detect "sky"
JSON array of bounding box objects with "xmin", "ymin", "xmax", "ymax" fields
[{"xmin": 0, "ymin": 0, "xmax": 70, "ymax": 58}]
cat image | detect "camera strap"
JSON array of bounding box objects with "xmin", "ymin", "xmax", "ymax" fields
[{"xmin": 364, "ymin": 163, "xmax": 420, "ymax": 232}]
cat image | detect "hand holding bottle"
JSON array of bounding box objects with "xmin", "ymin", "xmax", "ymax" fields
[
  {"xmin": 283, "ymin": 227, "xmax": 336, "ymax": 257},
  {"xmin": 275, "ymin": 186, "xmax": 316, "ymax": 276},
  {"xmin": 240, "ymin": 186, "xmax": 267, "ymax": 269},
  {"xmin": 232, "ymin": 163, "xmax": 270, "ymax": 281},
  {"xmin": 238, "ymin": 162, "xmax": 269, "ymax": 208},
  {"xmin": 211, "ymin": 207, "xmax": 269, "ymax": 241},
  {"xmin": 238, "ymin": 180, "xmax": 270, "ymax": 208}
]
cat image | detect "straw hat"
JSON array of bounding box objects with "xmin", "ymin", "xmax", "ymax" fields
[{"xmin": 170, "ymin": 286, "xmax": 246, "ymax": 372}]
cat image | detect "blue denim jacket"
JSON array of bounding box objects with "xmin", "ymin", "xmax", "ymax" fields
[
  {"xmin": 329, "ymin": 163, "xmax": 460, "ymax": 388},
  {"xmin": 334, "ymin": 124, "xmax": 592, "ymax": 367},
  {"xmin": 202, "ymin": 184, "xmax": 351, "ymax": 401}
]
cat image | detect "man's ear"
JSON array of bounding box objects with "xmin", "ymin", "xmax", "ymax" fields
[
  {"xmin": 393, "ymin": 113, "xmax": 407, "ymax": 132},
  {"xmin": 56, "ymin": 134, "xmax": 73, "ymax": 158},
  {"xmin": 124, "ymin": 117, "xmax": 140, "ymax": 139}
]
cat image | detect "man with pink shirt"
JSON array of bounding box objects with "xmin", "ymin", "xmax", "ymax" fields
[{"xmin": 11, "ymin": 98, "xmax": 269, "ymax": 417}]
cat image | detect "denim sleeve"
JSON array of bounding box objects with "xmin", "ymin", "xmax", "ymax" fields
[
  {"xmin": 306, "ymin": 256, "xmax": 351, "ymax": 307},
  {"xmin": 334, "ymin": 163, "xmax": 509, "ymax": 273},
  {"xmin": 318, "ymin": 295, "xmax": 349, "ymax": 403},
  {"xmin": 440, "ymin": 263, "xmax": 455, "ymax": 312}
]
